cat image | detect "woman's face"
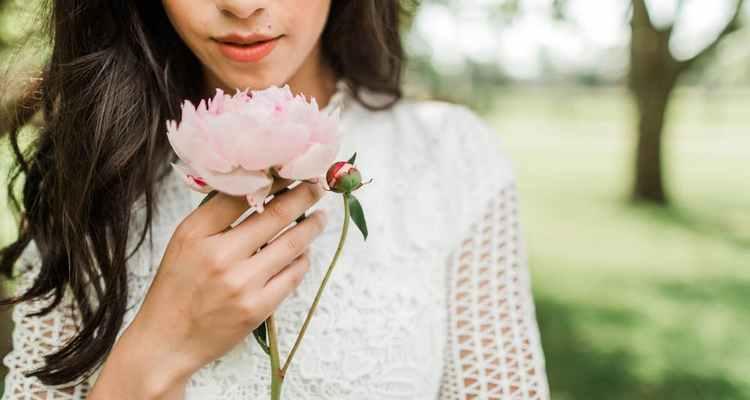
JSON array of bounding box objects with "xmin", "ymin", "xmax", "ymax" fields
[{"xmin": 162, "ymin": 0, "xmax": 332, "ymax": 93}]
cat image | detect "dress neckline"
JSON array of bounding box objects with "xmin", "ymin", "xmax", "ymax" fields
[{"xmin": 321, "ymin": 79, "xmax": 351, "ymax": 115}]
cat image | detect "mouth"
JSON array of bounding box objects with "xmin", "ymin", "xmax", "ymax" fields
[{"xmin": 213, "ymin": 34, "xmax": 282, "ymax": 63}]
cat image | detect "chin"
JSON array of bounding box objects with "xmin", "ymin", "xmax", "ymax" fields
[{"xmin": 221, "ymin": 73, "xmax": 286, "ymax": 92}]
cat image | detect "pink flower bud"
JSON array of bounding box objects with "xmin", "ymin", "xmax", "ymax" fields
[{"xmin": 326, "ymin": 161, "xmax": 362, "ymax": 193}]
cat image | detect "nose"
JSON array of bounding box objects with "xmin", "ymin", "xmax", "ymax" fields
[{"xmin": 215, "ymin": 0, "xmax": 266, "ymax": 19}]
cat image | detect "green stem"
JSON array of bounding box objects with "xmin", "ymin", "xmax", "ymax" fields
[
  {"xmin": 267, "ymin": 314, "xmax": 284, "ymax": 400},
  {"xmin": 281, "ymin": 193, "xmax": 351, "ymax": 376}
]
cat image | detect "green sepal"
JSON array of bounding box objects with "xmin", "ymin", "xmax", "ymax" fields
[
  {"xmin": 346, "ymin": 194, "xmax": 368, "ymax": 241},
  {"xmin": 252, "ymin": 321, "xmax": 271, "ymax": 356},
  {"xmin": 347, "ymin": 152, "xmax": 357, "ymax": 165}
]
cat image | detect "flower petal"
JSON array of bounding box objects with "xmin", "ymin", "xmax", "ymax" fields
[
  {"xmin": 278, "ymin": 141, "xmax": 340, "ymax": 181},
  {"xmin": 206, "ymin": 113, "xmax": 311, "ymax": 171},
  {"xmin": 191, "ymin": 163, "xmax": 273, "ymax": 200},
  {"xmin": 167, "ymin": 101, "xmax": 235, "ymax": 173},
  {"xmin": 309, "ymin": 107, "xmax": 341, "ymax": 144},
  {"xmin": 171, "ymin": 161, "xmax": 214, "ymax": 193},
  {"xmin": 246, "ymin": 184, "xmax": 273, "ymax": 213}
]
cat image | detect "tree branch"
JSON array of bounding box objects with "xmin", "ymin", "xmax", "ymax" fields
[
  {"xmin": 679, "ymin": 0, "xmax": 745, "ymax": 72},
  {"xmin": 631, "ymin": 0, "xmax": 657, "ymax": 31}
]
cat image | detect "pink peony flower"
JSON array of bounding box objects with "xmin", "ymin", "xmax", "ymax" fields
[{"xmin": 166, "ymin": 84, "xmax": 341, "ymax": 212}]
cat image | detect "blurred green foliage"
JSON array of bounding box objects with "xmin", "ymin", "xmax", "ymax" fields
[{"xmin": 491, "ymin": 86, "xmax": 750, "ymax": 399}]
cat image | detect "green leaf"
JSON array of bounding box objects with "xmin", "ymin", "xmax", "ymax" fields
[
  {"xmin": 347, "ymin": 152, "xmax": 357, "ymax": 165},
  {"xmin": 347, "ymin": 194, "xmax": 368, "ymax": 241},
  {"xmin": 252, "ymin": 321, "xmax": 271, "ymax": 356}
]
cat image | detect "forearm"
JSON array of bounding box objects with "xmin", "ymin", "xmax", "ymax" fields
[
  {"xmin": 89, "ymin": 324, "xmax": 194, "ymax": 400},
  {"xmin": 90, "ymin": 372, "xmax": 186, "ymax": 400},
  {"xmin": 89, "ymin": 362, "xmax": 187, "ymax": 400}
]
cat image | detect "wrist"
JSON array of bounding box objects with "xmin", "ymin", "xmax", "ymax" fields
[{"xmin": 90, "ymin": 323, "xmax": 195, "ymax": 399}]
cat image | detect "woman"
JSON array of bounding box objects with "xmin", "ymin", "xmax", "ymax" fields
[{"xmin": 0, "ymin": 1, "xmax": 550, "ymax": 399}]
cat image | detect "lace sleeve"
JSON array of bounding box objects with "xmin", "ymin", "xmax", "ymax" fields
[
  {"xmin": 435, "ymin": 104, "xmax": 549, "ymax": 399},
  {"xmin": 1, "ymin": 241, "xmax": 91, "ymax": 399},
  {"xmin": 439, "ymin": 180, "xmax": 550, "ymax": 399}
]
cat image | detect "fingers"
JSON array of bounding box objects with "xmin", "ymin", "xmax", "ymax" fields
[
  {"xmin": 254, "ymin": 251, "xmax": 311, "ymax": 317},
  {"xmin": 179, "ymin": 178, "xmax": 294, "ymax": 238},
  {"xmin": 237, "ymin": 209, "xmax": 326, "ymax": 283},
  {"xmin": 218, "ymin": 181, "xmax": 326, "ymax": 259}
]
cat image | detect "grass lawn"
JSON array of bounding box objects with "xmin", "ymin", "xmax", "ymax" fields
[{"xmin": 488, "ymin": 86, "xmax": 750, "ymax": 400}]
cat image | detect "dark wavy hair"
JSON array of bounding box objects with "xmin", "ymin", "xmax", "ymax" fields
[{"xmin": 0, "ymin": 0, "xmax": 410, "ymax": 386}]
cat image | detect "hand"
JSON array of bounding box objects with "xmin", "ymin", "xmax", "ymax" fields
[{"xmin": 96, "ymin": 179, "xmax": 328, "ymax": 398}]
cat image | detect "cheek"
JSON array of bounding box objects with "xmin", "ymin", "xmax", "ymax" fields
[
  {"xmin": 162, "ymin": 0, "xmax": 212, "ymax": 52},
  {"xmin": 286, "ymin": 0, "xmax": 331, "ymax": 50}
]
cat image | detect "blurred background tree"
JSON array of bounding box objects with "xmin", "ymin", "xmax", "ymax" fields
[
  {"xmin": 1, "ymin": 0, "xmax": 749, "ymax": 398},
  {"xmin": 407, "ymin": 0, "xmax": 747, "ymax": 205},
  {"xmin": 629, "ymin": 0, "xmax": 744, "ymax": 204}
]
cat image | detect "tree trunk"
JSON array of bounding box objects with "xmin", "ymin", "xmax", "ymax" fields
[
  {"xmin": 631, "ymin": 86, "xmax": 673, "ymax": 204},
  {"xmin": 628, "ymin": 0, "xmax": 743, "ymax": 205},
  {"xmin": 628, "ymin": 0, "xmax": 679, "ymax": 205}
]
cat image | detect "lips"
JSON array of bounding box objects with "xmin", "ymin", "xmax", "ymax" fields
[{"xmin": 214, "ymin": 33, "xmax": 281, "ymax": 63}]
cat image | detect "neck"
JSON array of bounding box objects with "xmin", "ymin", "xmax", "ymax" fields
[{"xmin": 286, "ymin": 43, "xmax": 338, "ymax": 109}]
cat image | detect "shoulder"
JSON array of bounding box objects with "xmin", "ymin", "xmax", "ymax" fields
[
  {"xmin": 352, "ymin": 91, "xmax": 519, "ymax": 226},
  {"xmin": 378, "ymin": 96, "xmax": 486, "ymax": 138},
  {"xmin": 345, "ymin": 87, "xmax": 517, "ymax": 189},
  {"xmin": 387, "ymin": 97, "xmax": 517, "ymax": 187},
  {"xmin": 345, "ymin": 85, "xmax": 486, "ymax": 136},
  {"xmin": 390, "ymin": 97, "xmax": 468, "ymax": 124}
]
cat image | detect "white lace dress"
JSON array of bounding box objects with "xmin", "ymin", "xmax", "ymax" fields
[{"xmin": 2, "ymin": 82, "xmax": 550, "ymax": 399}]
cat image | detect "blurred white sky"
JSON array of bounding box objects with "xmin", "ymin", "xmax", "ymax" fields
[{"xmin": 408, "ymin": 0, "xmax": 749, "ymax": 80}]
